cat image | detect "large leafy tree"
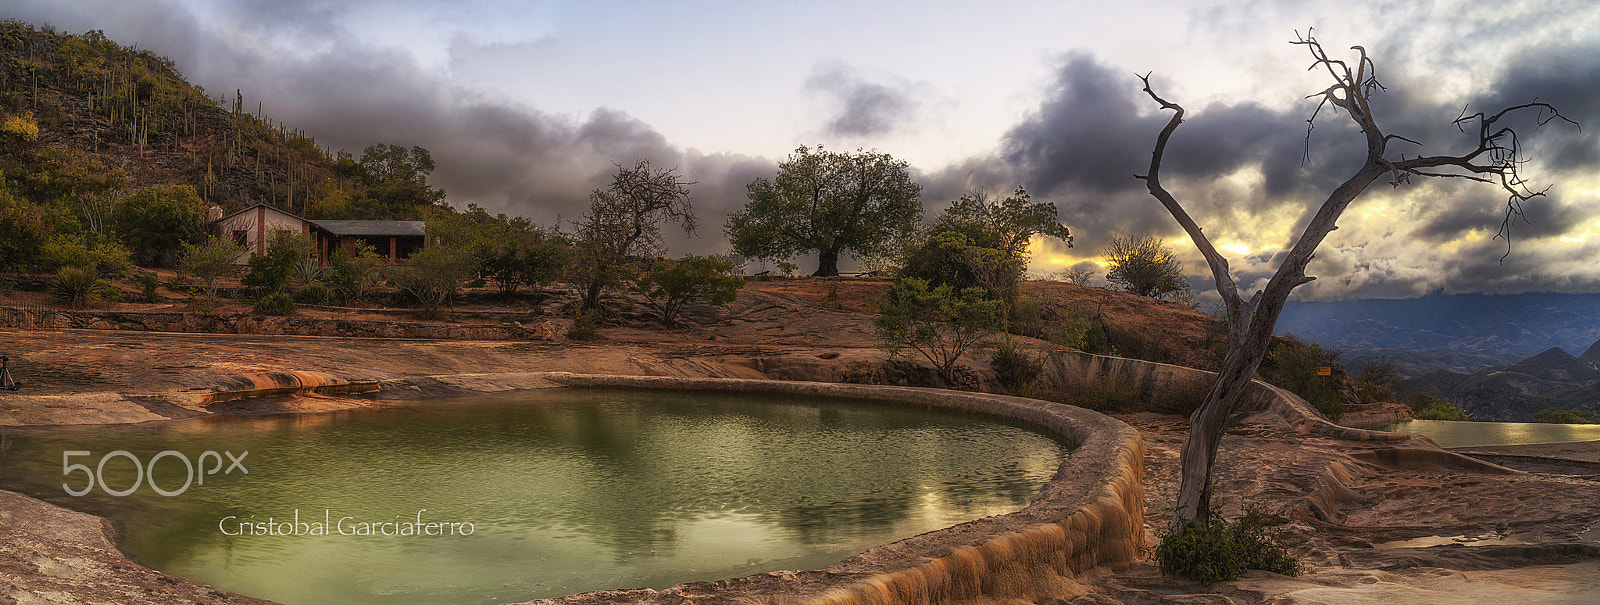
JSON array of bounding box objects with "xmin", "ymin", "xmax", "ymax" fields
[{"xmin": 726, "ymin": 145, "xmax": 921, "ymax": 276}]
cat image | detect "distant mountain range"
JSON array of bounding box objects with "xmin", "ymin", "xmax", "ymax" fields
[
  {"xmin": 1277, "ymin": 292, "xmax": 1600, "ymax": 374},
  {"xmin": 1398, "ymin": 342, "xmax": 1600, "ymax": 421}
]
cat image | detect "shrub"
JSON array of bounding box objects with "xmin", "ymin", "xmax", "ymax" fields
[
  {"xmin": 1103, "ymin": 234, "xmax": 1191, "ymax": 301},
  {"xmin": 180, "ymin": 237, "xmax": 244, "ymax": 307},
  {"xmin": 567, "ymin": 304, "xmax": 602, "ymax": 340},
  {"xmin": 294, "ymin": 283, "xmax": 333, "ymax": 305},
  {"xmin": 326, "ymin": 241, "xmax": 387, "ymax": 303},
  {"xmin": 253, "ymin": 292, "xmax": 296, "ymax": 316},
  {"xmin": 243, "ymin": 229, "xmax": 313, "ymax": 295},
  {"xmin": 1354, "ymin": 359, "xmax": 1401, "ymax": 403},
  {"xmin": 136, "ymin": 272, "xmax": 162, "ymax": 303},
  {"xmin": 1050, "ymin": 312, "xmax": 1111, "ymax": 355},
  {"xmin": 1153, "ymin": 507, "xmax": 1301, "ymax": 585},
  {"xmin": 1403, "ymin": 393, "xmax": 1475, "ymax": 421},
  {"xmin": 874, "ymin": 277, "xmax": 1002, "ymax": 384},
  {"xmin": 49, "ymin": 267, "xmax": 114, "ymax": 307},
  {"xmin": 990, "ymin": 338, "xmax": 1043, "ymax": 395},
  {"xmin": 1262, "ymin": 336, "xmax": 1344, "ymax": 422},
  {"xmin": 634, "ymin": 255, "xmax": 746, "ymax": 326}
]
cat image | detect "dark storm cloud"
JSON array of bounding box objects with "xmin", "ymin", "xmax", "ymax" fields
[
  {"xmin": 1471, "ymin": 42, "xmax": 1600, "ymax": 172},
  {"xmin": 5, "ymin": 0, "xmax": 770, "ymax": 255},
  {"xmin": 805, "ymin": 62, "xmax": 918, "ymax": 137}
]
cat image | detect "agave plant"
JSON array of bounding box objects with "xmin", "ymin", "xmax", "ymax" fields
[{"xmin": 49, "ymin": 266, "xmax": 115, "ymax": 308}]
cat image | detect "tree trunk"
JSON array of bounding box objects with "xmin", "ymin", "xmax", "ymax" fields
[
  {"xmin": 813, "ymin": 247, "xmax": 841, "ymax": 277},
  {"xmin": 581, "ymin": 280, "xmax": 604, "ymax": 312},
  {"xmin": 1170, "ymin": 337, "xmax": 1270, "ymax": 528}
]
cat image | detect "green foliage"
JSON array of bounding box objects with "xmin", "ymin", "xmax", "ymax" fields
[
  {"xmin": 293, "ymin": 283, "xmax": 332, "ymax": 305},
  {"xmin": 571, "ymin": 161, "xmax": 695, "ymax": 311},
  {"xmin": 776, "ymin": 261, "xmax": 798, "ymax": 278},
  {"xmin": 727, "ymin": 145, "xmax": 921, "ymax": 276},
  {"xmin": 1103, "ymin": 234, "xmax": 1191, "ymax": 301},
  {"xmin": 48, "ymin": 266, "xmax": 114, "ymax": 307},
  {"xmin": 635, "ymin": 255, "xmax": 746, "ymax": 326},
  {"xmin": 1354, "ymin": 359, "xmax": 1401, "ymax": 403},
  {"xmin": 1262, "ymin": 336, "xmax": 1344, "ymax": 422},
  {"xmin": 1050, "ymin": 312, "xmax": 1112, "ymax": 355},
  {"xmin": 338, "ymin": 144, "xmax": 447, "ymax": 219},
  {"xmin": 385, "ymin": 244, "xmax": 474, "ymax": 316},
  {"xmin": 179, "ymin": 236, "xmax": 243, "ymax": 306},
  {"xmin": 874, "ymin": 277, "xmax": 1002, "ymax": 384},
  {"xmin": 901, "ymin": 188, "xmax": 1072, "ymax": 291},
  {"xmin": 567, "ymin": 304, "xmax": 602, "ymax": 340},
  {"xmin": 325, "ymin": 241, "xmax": 387, "ymax": 303},
  {"xmin": 989, "ymin": 338, "xmax": 1043, "ymax": 395},
  {"xmin": 1533, "ymin": 408, "xmax": 1600, "ymax": 424},
  {"xmin": 253, "ymin": 292, "xmax": 296, "ymax": 316},
  {"xmin": 135, "ymin": 271, "xmax": 161, "ymax": 303},
  {"xmin": 1154, "ymin": 508, "xmax": 1301, "ymax": 585},
  {"xmin": 110, "ymin": 185, "xmax": 205, "ymax": 267},
  {"xmin": 242, "ymin": 229, "xmax": 313, "ymax": 294},
  {"xmin": 37, "ymin": 232, "xmax": 133, "ymax": 276},
  {"xmin": 0, "ymin": 189, "xmax": 49, "ymax": 272},
  {"xmin": 1403, "ymin": 393, "xmax": 1476, "ymax": 421}
]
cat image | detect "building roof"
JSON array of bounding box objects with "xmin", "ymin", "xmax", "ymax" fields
[
  {"xmin": 310, "ymin": 220, "xmax": 427, "ymax": 237},
  {"xmin": 211, "ymin": 203, "xmax": 310, "ymax": 225}
]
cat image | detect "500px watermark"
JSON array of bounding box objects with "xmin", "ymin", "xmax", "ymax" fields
[{"xmin": 62, "ymin": 450, "xmax": 247, "ymax": 497}]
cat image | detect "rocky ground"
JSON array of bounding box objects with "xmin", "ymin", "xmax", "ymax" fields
[{"xmin": 2, "ymin": 279, "xmax": 1598, "ymax": 604}]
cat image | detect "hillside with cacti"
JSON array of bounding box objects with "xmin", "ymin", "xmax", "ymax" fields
[{"xmin": 0, "ymin": 21, "xmax": 450, "ymax": 275}]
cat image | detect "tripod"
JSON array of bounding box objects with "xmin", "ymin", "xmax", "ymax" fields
[{"xmin": 1, "ymin": 356, "xmax": 19, "ymax": 391}]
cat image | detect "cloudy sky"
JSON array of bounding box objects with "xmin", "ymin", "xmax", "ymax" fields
[{"xmin": 8, "ymin": 0, "xmax": 1600, "ymax": 300}]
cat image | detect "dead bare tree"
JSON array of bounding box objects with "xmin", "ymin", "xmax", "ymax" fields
[{"xmin": 1138, "ymin": 30, "xmax": 1578, "ymax": 528}]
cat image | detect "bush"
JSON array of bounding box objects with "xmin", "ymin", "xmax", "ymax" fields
[
  {"xmin": 1153, "ymin": 508, "xmax": 1301, "ymax": 585},
  {"xmin": 990, "ymin": 338, "xmax": 1043, "ymax": 395},
  {"xmin": 567, "ymin": 304, "xmax": 602, "ymax": 340},
  {"xmin": 1050, "ymin": 312, "xmax": 1111, "ymax": 355},
  {"xmin": 1403, "ymin": 393, "xmax": 1475, "ymax": 421},
  {"xmin": 243, "ymin": 229, "xmax": 314, "ymax": 295},
  {"xmin": 634, "ymin": 255, "xmax": 746, "ymax": 326},
  {"xmin": 874, "ymin": 277, "xmax": 1002, "ymax": 384},
  {"xmin": 136, "ymin": 272, "xmax": 162, "ymax": 303},
  {"xmin": 49, "ymin": 266, "xmax": 115, "ymax": 307},
  {"xmin": 1355, "ymin": 359, "xmax": 1400, "ymax": 403},
  {"xmin": 294, "ymin": 283, "xmax": 332, "ymax": 305},
  {"xmin": 1103, "ymin": 234, "xmax": 1190, "ymax": 301},
  {"xmin": 1262, "ymin": 336, "xmax": 1344, "ymax": 422},
  {"xmin": 253, "ymin": 292, "xmax": 296, "ymax": 316}
]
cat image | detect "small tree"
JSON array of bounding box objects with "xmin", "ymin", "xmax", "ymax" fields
[
  {"xmin": 727, "ymin": 146, "xmax": 921, "ymax": 276},
  {"xmin": 874, "ymin": 277, "xmax": 1002, "ymax": 384},
  {"xmin": 571, "ymin": 160, "xmax": 696, "ymax": 311},
  {"xmin": 1103, "ymin": 234, "xmax": 1189, "ymax": 300},
  {"xmin": 635, "ymin": 255, "xmax": 746, "ymax": 326},
  {"xmin": 243, "ymin": 229, "xmax": 313, "ymax": 295},
  {"xmin": 179, "ymin": 236, "xmax": 245, "ymax": 307}
]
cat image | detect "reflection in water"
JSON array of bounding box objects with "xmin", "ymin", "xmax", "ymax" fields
[
  {"xmin": 0, "ymin": 390, "xmax": 1066, "ymax": 605},
  {"xmin": 1372, "ymin": 419, "xmax": 1600, "ymax": 448}
]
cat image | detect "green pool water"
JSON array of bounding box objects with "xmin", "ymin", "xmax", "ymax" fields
[
  {"xmin": 0, "ymin": 390, "xmax": 1067, "ymax": 604},
  {"xmin": 1369, "ymin": 419, "xmax": 1600, "ymax": 448}
]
